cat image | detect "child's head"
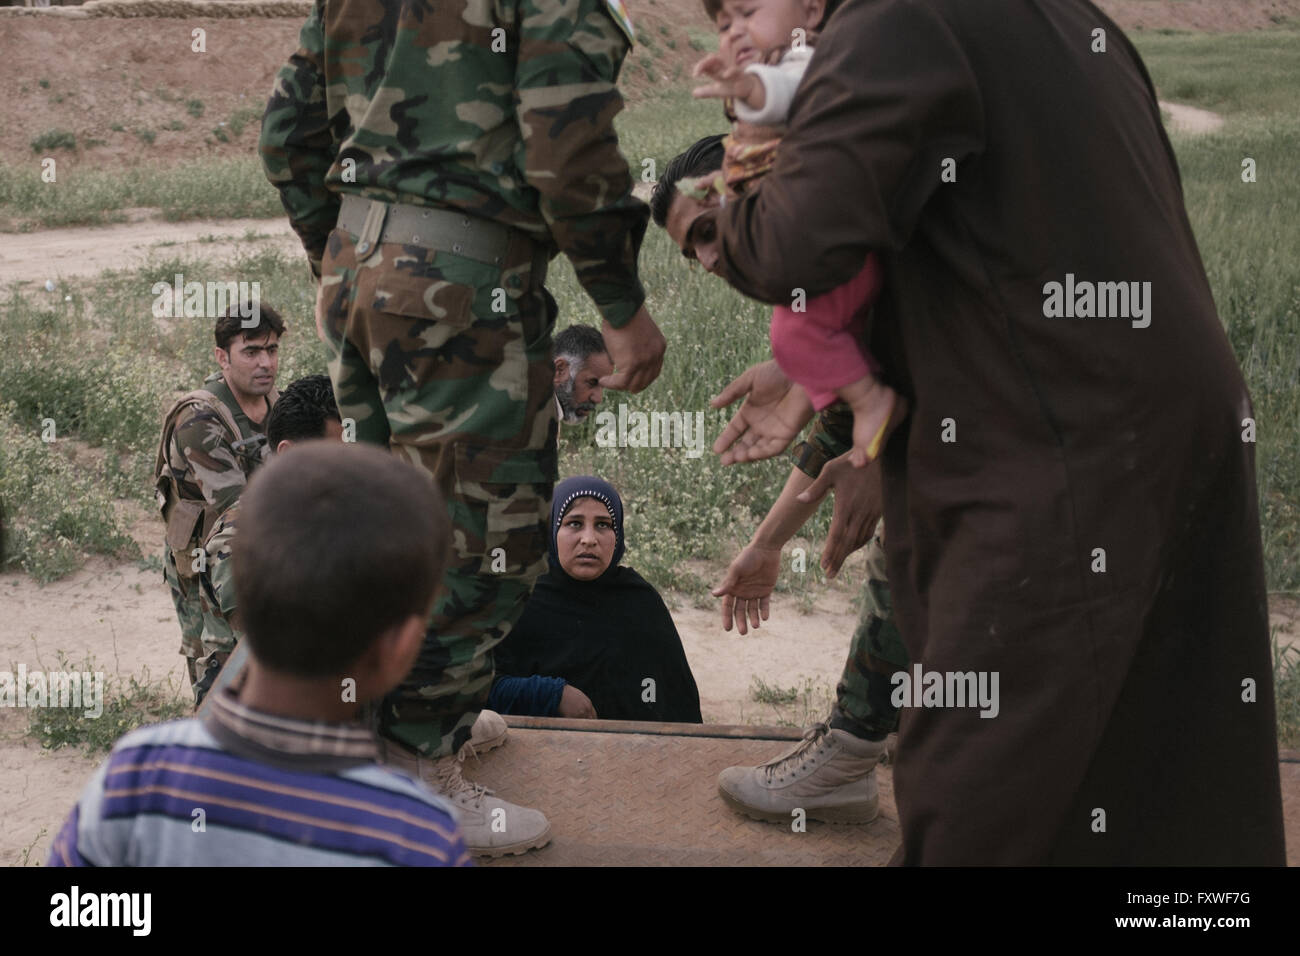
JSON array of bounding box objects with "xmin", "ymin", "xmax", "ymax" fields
[
  {"xmin": 703, "ymin": 0, "xmax": 829, "ymax": 68},
  {"xmin": 233, "ymin": 442, "xmax": 448, "ymax": 694}
]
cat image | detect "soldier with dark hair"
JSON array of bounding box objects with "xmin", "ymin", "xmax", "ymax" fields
[
  {"xmin": 657, "ymin": 136, "xmax": 904, "ymax": 825},
  {"xmin": 650, "ymin": 134, "xmax": 726, "ymax": 241},
  {"xmin": 192, "ymin": 375, "xmax": 343, "ymax": 706},
  {"xmin": 259, "ymin": 0, "xmax": 666, "ymax": 856},
  {"xmin": 553, "ymin": 324, "xmax": 612, "ymax": 424},
  {"xmin": 154, "ymin": 301, "xmax": 286, "ymax": 697}
]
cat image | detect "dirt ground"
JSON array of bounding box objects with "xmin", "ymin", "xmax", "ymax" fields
[
  {"xmin": 0, "ymin": 0, "xmax": 1292, "ymax": 175},
  {"xmin": 0, "ymin": 215, "xmax": 300, "ymax": 286},
  {"xmin": 0, "ymin": 0, "xmax": 710, "ymax": 173},
  {"xmin": 2, "ymin": 0, "xmax": 1298, "ymax": 866}
]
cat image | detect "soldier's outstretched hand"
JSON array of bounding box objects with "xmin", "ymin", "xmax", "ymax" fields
[
  {"xmin": 599, "ymin": 304, "xmax": 666, "ymax": 394},
  {"xmin": 712, "ymin": 542, "xmax": 780, "ymax": 634},
  {"xmin": 798, "ymin": 454, "xmax": 884, "ymax": 578}
]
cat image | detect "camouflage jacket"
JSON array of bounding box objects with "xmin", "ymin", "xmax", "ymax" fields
[
  {"xmin": 164, "ymin": 372, "xmax": 272, "ymax": 536},
  {"xmin": 199, "ymin": 501, "xmax": 241, "ymax": 657},
  {"xmin": 259, "ymin": 0, "xmax": 649, "ymax": 328}
]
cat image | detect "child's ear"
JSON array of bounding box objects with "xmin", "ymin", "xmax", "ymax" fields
[
  {"xmin": 803, "ymin": 0, "xmax": 826, "ymax": 30},
  {"xmin": 370, "ymin": 614, "xmax": 426, "ymax": 693},
  {"xmin": 391, "ymin": 614, "xmax": 427, "ymax": 682}
]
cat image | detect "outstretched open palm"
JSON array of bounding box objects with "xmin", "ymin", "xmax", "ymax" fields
[
  {"xmin": 711, "ymin": 360, "xmax": 816, "ymax": 465},
  {"xmin": 711, "ymin": 543, "xmax": 781, "ymax": 634}
]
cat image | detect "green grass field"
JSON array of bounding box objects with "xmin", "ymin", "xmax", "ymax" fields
[
  {"xmin": 0, "ymin": 158, "xmax": 283, "ymax": 231},
  {"xmin": 1, "ymin": 30, "xmax": 1297, "ymax": 737}
]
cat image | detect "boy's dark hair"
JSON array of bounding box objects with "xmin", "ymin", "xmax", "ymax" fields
[
  {"xmin": 214, "ymin": 300, "xmax": 286, "ymax": 352},
  {"xmin": 266, "ymin": 375, "xmax": 341, "ymax": 448},
  {"xmin": 700, "ymin": 0, "xmax": 844, "ymax": 31},
  {"xmin": 233, "ymin": 442, "xmax": 449, "ymax": 678},
  {"xmin": 553, "ymin": 324, "xmax": 608, "ymax": 370},
  {"xmin": 650, "ymin": 134, "xmax": 726, "ymax": 228}
]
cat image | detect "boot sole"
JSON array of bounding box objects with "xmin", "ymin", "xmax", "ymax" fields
[
  {"xmin": 718, "ymin": 785, "xmax": 880, "ymax": 825},
  {"xmin": 469, "ymin": 825, "xmax": 552, "ymax": 859}
]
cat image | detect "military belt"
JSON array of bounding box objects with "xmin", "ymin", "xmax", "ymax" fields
[{"xmin": 337, "ymin": 194, "xmax": 529, "ymax": 268}]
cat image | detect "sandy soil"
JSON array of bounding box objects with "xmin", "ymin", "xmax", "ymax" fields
[
  {"xmin": 0, "ymin": 2, "xmax": 710, "ymax": 174},
  {"xmin": 0, "ymin": 216, "xmax": 299, "ymax": 287},
  {"xmin": 1160, "ymin": 101, "xmax": 1227, "ymax": 135},
  {"xmin": 0, "ymin": 183, "xmax": 657, "ymax": 289},
  {"xmin": 0, "ymin": 0, "xmax": 1288, "ymax": 176},
  {"xmin": 1097, "ymin": 0, "xmax": 1300, "ymax": 32}
]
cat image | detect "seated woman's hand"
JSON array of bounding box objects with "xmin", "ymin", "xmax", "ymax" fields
[{"xmin": 558, "ymin": 684, "xmax": 597, "ymax": 719}]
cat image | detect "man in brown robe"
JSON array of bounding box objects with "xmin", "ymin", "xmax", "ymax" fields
[{"xmin": 697, "ymin": 0, "xmax": 1286, "ymax": 864}]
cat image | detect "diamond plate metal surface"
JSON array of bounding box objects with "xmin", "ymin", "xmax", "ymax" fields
[{"xmin": 465, "ymin": 720, "xmax": 901, "ymax": 866}]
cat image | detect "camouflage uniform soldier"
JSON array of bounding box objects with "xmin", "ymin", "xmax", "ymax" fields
[
  {"xmin": 705, "ymin": 402, "xmax": 908, "ymax": 823},
  {"xmin": 193, "ymin": 375, "xmax": 344, "ymax": 706},
  {"xmin": 788, "ymin": 405, "xmax": 908, "ymax": 741},
  {"xmin": 651, "ymin": 140, "xmax": 905, "ymax": 822},
  {"xmin": 155, "ymin": 305, "xmax": 284, "ymax": 697},
  {"xmin": 259, "ymin": 0, "xmax": 665, "ymax": 856}
]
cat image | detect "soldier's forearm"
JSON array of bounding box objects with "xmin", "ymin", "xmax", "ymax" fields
[
  {"xmin": 753, "ymin": 466, "xmax": 822, "ymax": 550},
  {"xmin": 519, "ymin": 110, "xmax": 649, "ymax": 328},
  {"xmin": 260, "ymin": 4, "xmax": 338, "ymax": 259},
  {"xmin": 514, "ymin": 0, "xmax": 647, "ymax": 328}
]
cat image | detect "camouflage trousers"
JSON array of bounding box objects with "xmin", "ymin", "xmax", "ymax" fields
[
  {"xmin": 834, "ymin": 520, "xmax": 909, "ymax": 737},
  {"xmin": 163, "ymin": 543, "xmax": 205, "ymax": 692},
  {"xmin": 320, "ymin": 222, "xmax": 557, "ymax": 759}
]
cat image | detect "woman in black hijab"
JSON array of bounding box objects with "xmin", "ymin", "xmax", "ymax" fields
[{"xmin": 489, "ymin": 476, "xmax": 703, "ymax": 723}]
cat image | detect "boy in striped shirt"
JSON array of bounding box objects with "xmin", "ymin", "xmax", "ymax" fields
[{"xmin": 49, "ymin": 442, "xmax": 471, "ymax": 867}]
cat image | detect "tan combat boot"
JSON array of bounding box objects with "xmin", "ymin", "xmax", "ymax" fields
[
  {"xmin": 463, "ymin": 709, "xmax": 508, "ymax": 756},
  {"xmin": 717, "ymin": 721, "xmax": 885, "ymax": 824},
  {"xmin": 381, "ymin": 739, "xmax": 551, "ymax": 858}
]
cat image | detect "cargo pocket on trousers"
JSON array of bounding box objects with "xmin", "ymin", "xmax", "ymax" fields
[
  {"xmin": 374, "ymin": 271, "xmax": 476, "ymax": 329},
  {"xmin": 452, "ymin": 444, "xmax": 553, "ymax": 579},
  {"xmin": 360, "ymin": 265, "xmax": 479, "ymax": 392}
]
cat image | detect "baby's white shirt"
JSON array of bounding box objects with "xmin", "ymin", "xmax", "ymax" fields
[{"xmin": 733, "ymin": 45, "xmax": 814, "ymax": 127}]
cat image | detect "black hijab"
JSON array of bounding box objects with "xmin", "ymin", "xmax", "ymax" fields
[{"xmin": 496, "ymin": 476, "xmax": 703, "ymax": 723}]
